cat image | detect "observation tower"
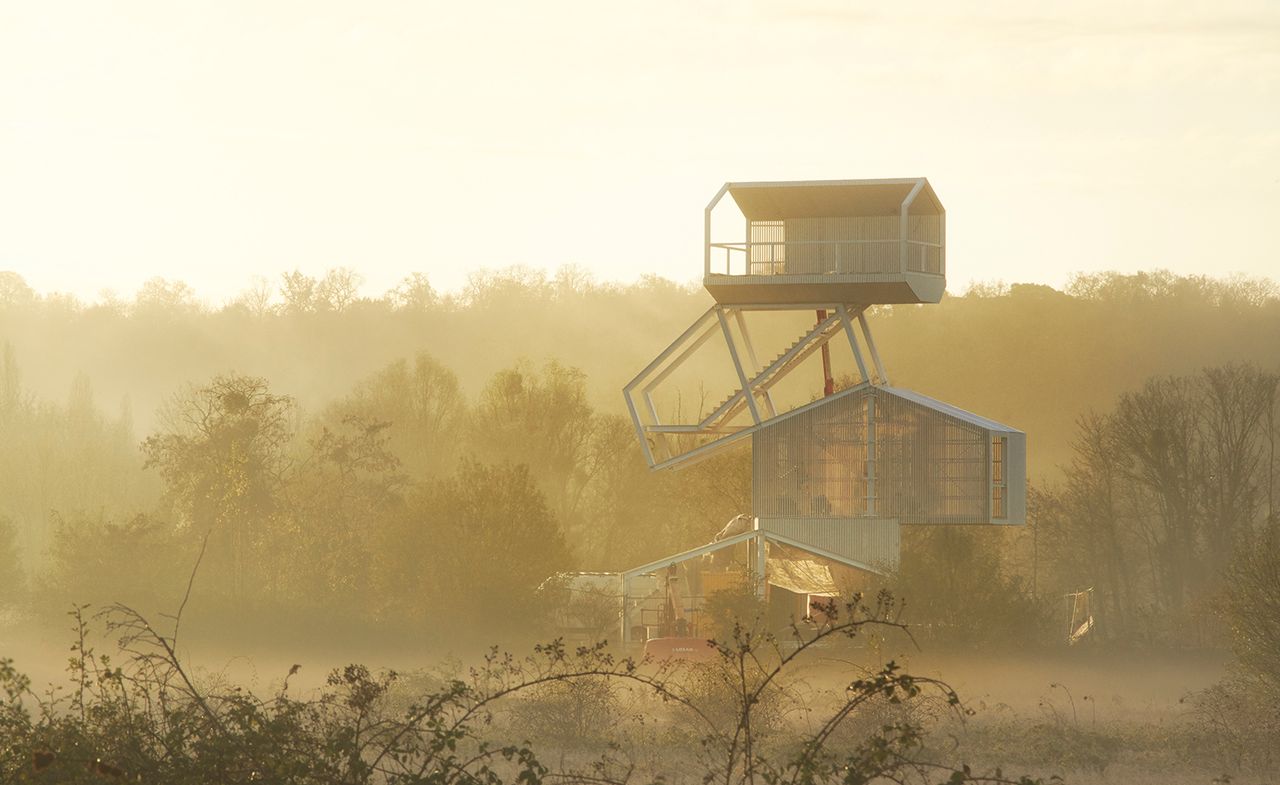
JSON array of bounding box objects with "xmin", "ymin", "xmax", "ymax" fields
[{"xmin": 619, "ymin": 178, "xmax": 1025, "ymax": 645}]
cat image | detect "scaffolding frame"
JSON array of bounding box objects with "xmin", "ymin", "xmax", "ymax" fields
[
  {"xmin": 623, "ymin": 302, "xmax": 886, "ymax": 471},
  {"xmin": 617, "ymin": 517, "xmax": 884, "ymax": 644}
]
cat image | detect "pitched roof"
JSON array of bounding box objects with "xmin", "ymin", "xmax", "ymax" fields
[
  {"xmin": 754, "ymin": 382, "xmax": 1022, "ymax": 435},
  {"xmin": 725, "ymin": 178, "xmax": 942, "ymax": 220},
  {"xmin": 880, "ymin": 385, "xmax": 1023, "ymax": 434}
]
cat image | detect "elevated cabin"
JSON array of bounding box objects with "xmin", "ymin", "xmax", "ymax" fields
[
  {"xmin": 752, "ymin": 384, "xmax": 1025, "ymax": 570},
  {"xmin": 705, "ymin": 178, "xmax": 945, "ymax": 306}
]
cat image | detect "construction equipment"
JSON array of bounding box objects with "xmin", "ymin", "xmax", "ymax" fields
[{"xmin": 641, "ymin": 565, "xmax": 718, "ymax": 662}]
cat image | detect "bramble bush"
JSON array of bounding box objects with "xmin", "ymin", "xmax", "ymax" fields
[{"xmin": 0, "ymin": 593, "xmax": 1045, "ymax": 785}]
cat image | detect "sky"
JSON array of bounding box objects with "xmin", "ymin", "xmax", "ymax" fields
[{"xmin": 1, "ymin": 0, "xmax": 1277, "ymax": 305}]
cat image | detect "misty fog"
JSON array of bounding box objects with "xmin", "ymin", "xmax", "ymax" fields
[{"xmin": 1, "ymin": 268, "xmax": 1278, "ymax": 782}]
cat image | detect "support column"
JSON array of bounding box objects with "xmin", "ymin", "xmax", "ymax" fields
[
  {"xmin": 718, "ymin": 307, "xmax": 762, "ymax": 423},
  {"xmin": 857, "ymin": 310, "xmax": 889, "ymax": 385},
  {"xmin": 867, "ymin": 395, "xmax": 877, "ymax": 516},
  {"xmin": 619, "ymin": 574, "xmax": 630, "ymax": 644},
  {"xmin": 734, "ymin": 310, "xmax": 776, "ymax": 417},
  {"xmin": 754, "ymin": 524, "xmax": 767, "ymax": 599},
  {"xmin": 838, "ymin": 305, "xmax": 869, "ymax": 383}
]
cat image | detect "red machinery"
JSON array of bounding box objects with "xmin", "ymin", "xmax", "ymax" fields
[{"xmin": 641, "ymin": 565, "xmax": 718, "ymax": 662}]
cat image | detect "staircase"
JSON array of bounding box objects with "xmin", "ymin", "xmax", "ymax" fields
[
  {"xmin": 625, "ymin": 302, "xmax": 879, "ymax": 471},
  {"xmin": 696, "ymin": 314, "xmax": 846, "ymax": 430}
]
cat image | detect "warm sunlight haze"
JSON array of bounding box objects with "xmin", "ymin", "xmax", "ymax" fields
[
  {"xmin": 2, "ymin": 4, "xmax": 1279, "ymax": 784},
  {"xmin": 2, "ymin": 0, "xmax": 1277, "ymax": 302}
]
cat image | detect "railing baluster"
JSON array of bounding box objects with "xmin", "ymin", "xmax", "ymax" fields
[{"xmin": 707, "ymin": 239, "xmax": 943, "ymax": 277}]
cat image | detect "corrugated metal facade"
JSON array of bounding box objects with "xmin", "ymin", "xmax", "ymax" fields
[
  {"xmin": 752, "ymin": 390, "xmax": 872, "ymax": 518},
  {"xmin": 759, "ymin": 517, "xmax": 901, "ymax": 570},
  {"xmin": 875, "ymin": 388, "xmax": 991, "ymax": 523},
  {"xmin": 752, "ymin": 385, "xmax": 1024, "ymax": 526}
]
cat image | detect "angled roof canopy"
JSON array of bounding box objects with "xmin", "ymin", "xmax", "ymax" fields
[
  {"xmin": 724, "ymin": 178, "xmax": 942, "ymax": 220},
  {"xmin": 880, "ymin": 386, "xmax": 1024, "ymax": 434}
]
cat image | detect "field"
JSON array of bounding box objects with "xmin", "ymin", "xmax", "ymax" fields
[{"xmin": 2, "ymin": 610, "xmax": 1254, "ymax": 784}]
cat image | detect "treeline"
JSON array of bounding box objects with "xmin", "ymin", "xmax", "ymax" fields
[
  {"xmin": 0, "ymin": 268, "xmax": 710, "ymax": 442},
  {"xmin": 2, "ymin": 267, "xmax": 1278, "ymax": 478},
  {"xmin": 878, "ymin": 360, "xmax": 1280, "ymax": 654},
  {"xmin": 1034, "ymin": 363, "xmax": 1278, "ymax": 645},
  {"xmin": 0, "ymin": 350, "xmax": 747, "ymax": 645},
  {"xmin": 0, "ymin": 343, "xmax": 152, "ymax": 571},
  {"xmin": 1, "ymin": 267, "xmax": 1278, "ymax": 649}
]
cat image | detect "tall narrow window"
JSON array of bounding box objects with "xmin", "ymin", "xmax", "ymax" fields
[
  {"xmin": 991, "ymin": 436, "xmax": 1007, "ymax": 519},
  {"xmin": 750, "ymin": 220, "xmax": 785, "ymax": 275}
]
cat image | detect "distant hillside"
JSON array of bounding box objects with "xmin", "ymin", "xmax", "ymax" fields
[{"xmin": 1, "ymin": 268, "xmax": 1276, "ymax": 481}]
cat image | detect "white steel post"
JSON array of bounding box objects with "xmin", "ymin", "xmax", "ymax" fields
[
  {"xmin": 705, "ymin": 183, "xmax": 730, "ymax": 277},
  {"xmin": 900, "ymin": 179, "xmax": 925, "ymax": 275},
  {"xmin": 734, "ymin": 309, "xmax": 776, "ymax": 417},
  {"xmin": 755, "ymin": 529, "xmax": 767, "ymax": 599},
  {"xmin": 867, "ymin": 394, "xmax": 877, "ymax": 516},
  {"xmin": 718, "ymin": 307, "xmax": 762, "ymax": 423},
  {"xmin": 838, "ymin": 305, "xmax": 869, "ymax": 383},
  {"xmin": 622, "ymin": 392, "xmax": 657, "ymax": 468},
  {"xmin": 940, "ymin": 207, "xmax": 946, "ymax": 276},
  {"xmin": 856, "ymin": 310, "xmax": 889, "ymax": 385},
  {"xmin": 705, "ymin": 200, "xmax": 713, "ymax": 276},
  {"xmin": 643, "ymin": 322, "xmax": 721, "ymax": 395},
  {"xmin": 620, "ymin": 574, "xmax": 630, "ymax": 644}
]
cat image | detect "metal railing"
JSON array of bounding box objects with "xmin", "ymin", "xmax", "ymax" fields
[{"xmin": 708, "ymin": 240, "xmax": 943, "ymax": 277}]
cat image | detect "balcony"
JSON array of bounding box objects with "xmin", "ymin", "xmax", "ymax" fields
[{"xmin": 704, "ymin": 178, "xmax": 946, "ymax": 306}]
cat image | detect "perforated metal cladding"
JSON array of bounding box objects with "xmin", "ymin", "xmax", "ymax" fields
[
  {"xmin": 874, "ymin": 389, "xmax": 990, "ymax": 523},
  {"xmin": 752, "ymin": 392, "xmax": 870, "ymax": 518},
  {"xmin": 744, "ymin": 214, "xmax": 942, "ymax": 276},
  {"xmin": 749, "ymin": 220, "xmax": 786, "ymax": 274},
  {"xmin": 781, "ymin": 217, "xmax": 900, "ymax": 274},
  {"xmin": 905, "ymin": 215, "xmax": 943, "ymax": 274},
  {"xmin": 752, "ymin": 387, "xmax": 995, "ymax": 525},
  {"xmin": 760, "ymin": 517, "xmax": 901, "ymax": 570}
]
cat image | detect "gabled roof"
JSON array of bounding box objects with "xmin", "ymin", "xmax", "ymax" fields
[
  {"xmin": 754, "ymin": 381, "xmax": 1022, "ymax": 436},
  {"xmin": 724, "ymin": 178, "xmax": 942, "ymax": 220},
  {"xmin": 880, "ymin": 386, "xmax": 1023, "ymax": 434}
]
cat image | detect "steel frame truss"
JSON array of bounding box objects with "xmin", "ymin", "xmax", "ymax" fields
[
  {"xmin": 617, "ymin": 517, "xmax": 886, "ymax": 643},
  {"xmin": 623, "ymin": 302, "xmax": 889, "ymax": 471}
]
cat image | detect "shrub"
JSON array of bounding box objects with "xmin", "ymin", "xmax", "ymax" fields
[{"xmin": 0, "ymin": 594, "xmax": 1044, "ymax": 785}]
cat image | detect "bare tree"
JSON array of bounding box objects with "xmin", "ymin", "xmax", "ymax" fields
[
  {"xmin": 387, "ymin": 272, "xmax": 437, "ymax": 310},
  {"xmin": 317, "ymin": 267, "xmax": 364, "ymax": 311},
  {"xmin": 1224, "ymin": 521, "xmax": 1280, "ymax": 690},
  {"xmin": 1198, "ymin": 364, "xmax": 1279, "ymax": 573},
  {"xmin": 232, "ymin": 275, "xmax": 276, "ymax": 317},
  {"xmin": 142, "ymin": 374, "xmax": 296, "ymax": 601},
  {"xmin": 280, "ymin": 269, "xmax": 319, "ymax": 314}
]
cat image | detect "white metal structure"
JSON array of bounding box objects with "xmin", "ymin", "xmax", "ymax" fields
[
  {"xmin": 1066, "ymin": 588, "xmax": 1095, "ymax": 644},
  {"xmin": 753, "ymin": 383, "xmax": 1027, "ymax": 528},
  {"xmin": 619, "ymin": 179, "xmax": 1024, "ymax": 644},
  {"xmin": 623, "ymin": 301, "xmax": 888, "ymax": 471},
  {"xmin": 705, "ymin": 178, "xmax": 945, "ymax": 305},
  {"xmin": 616, "ymin": 520, "xmax": 876, "ymax": 644}
]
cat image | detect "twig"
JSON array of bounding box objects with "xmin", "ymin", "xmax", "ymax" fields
[{"xmin": 169, "ymin": 527, "xmax": 211, "ymax": 647}]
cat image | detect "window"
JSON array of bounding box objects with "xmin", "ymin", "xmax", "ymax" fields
[
  {"xmin": 749, "ymin": 220, "xmax": 785, "ymax": 275},
  {"xmin": 991, "ymin": 436, "xmax": 1007, "ymax": 519}
]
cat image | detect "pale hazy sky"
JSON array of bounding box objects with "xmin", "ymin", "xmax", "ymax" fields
[{"xmin": 2, "ymin": 0, "xmax": 1277, "ymax": 304}]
